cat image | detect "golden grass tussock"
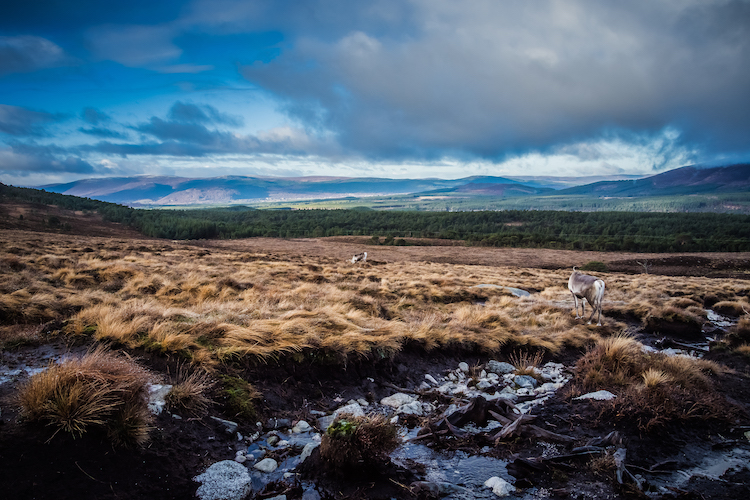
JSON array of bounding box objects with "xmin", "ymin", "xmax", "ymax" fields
[
  {"xmin": 17, "ymin": 346, "xmax": 153, "ymax": 446},
  {"xmin": 575, "ymin": 335, "xmax": 736, "ymax": 432},
  {"xmin": 2, "ymin": 231, "xmax": 748, "ymax": 370},
  {"xmin": 166, "ymin": 366, "xmax": 215, "ymax": 416}
]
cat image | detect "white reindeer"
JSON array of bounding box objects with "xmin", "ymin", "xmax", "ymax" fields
[
  {"xmin": 351, "ymin": 251, "xmax": 367, "ymax": 264},
  {"xmin": 568, "ymin": 267, "xmax": 605, "ymax": 326}
]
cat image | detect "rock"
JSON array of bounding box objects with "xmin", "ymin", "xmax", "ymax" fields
[
  {"xmin": 147, "ymin": 383, "xmax": 173, "ymax": 415},
  {"xmin": 476, "ymin": 379, "xmax": 496, "ymax": 392},
  {"xmin": 397, "ymin": 401, "xmax": 423, "ymax": 416},
  {"xmin": 514, "ymin": 375, "xmax": 538, "ymax": 389},
  {"xmin": 334, "ymin": 402, "xmax": 365, "ymax": 418},
  {"xmin": 575, "ymin": 390, "xmax": 616, "ymax": 401},
  {"xmin": 253, "ymin": 458, "xmax": 278, "ymax": 473},
  {"xmin": 317, "ymin": 415, "xmax": 335, "ymax": 430},
  {"xmin": 380, "ymin": 393, "xmax": 417, "ymax": 408},
  {"xmin": 448, "ymin": 372, "xmax": 458, "ymax": 381},
  {"xmin": 537, "ymin": 382, "xmax": 559, "ymax": 394},
  {"xmin": 292, "ymin": 420, "xmax": 312, "ymax": 433},
  {"xmin": 486, "ymin": 360, "xmax": 516, "ymax": 374},
  {"xmin": 267, "ymin": 417, "xmax": 292, "ymax": 429},
  {"xmin": 425, "ymin": 374, "xmax": 439, "ymax": 385},
  {"xmin": 458, "ymin": 362, "xmax": 470, "ymax": 373},
  {"xmin": 357, "ymin": 398, "xmax": 369, "ymax": 406},
  {"xmin": 266, "ymin": 495, "xmax": 286, "ymax": 500},
  {"xmin": 234, "ymin": 454, "xmax": 247, "ymax": 464},
  {"xmin": 299, "ymin": 442, "xmax": 320, "ymax": 463},
  {"xmin": 194, "ymin": 460, "xmax": 252, "ymax": 500},
  {"xmin": 480, "ymin": 369, "xmax": 487, "ymax": 378},
  {"xmin": 276, "ymin": 440, "xmax": 289, "ymax": 448},
  {"xmin": 302, "ymin": 487, "xmax": 322, "ymax": 500},
  {"xmin": 210, "ymin": 416, "xmax": 239, "ymax": 434},
  {"xmin": 484, "ymin": 476, "xmax": 516, "ymax": 497}
]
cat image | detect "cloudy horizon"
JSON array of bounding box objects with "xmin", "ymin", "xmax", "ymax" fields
[{"xmin": 1, "ymin": 0, "xmax": 749, "ymax": 187}]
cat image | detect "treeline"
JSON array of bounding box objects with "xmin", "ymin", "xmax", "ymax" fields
[{"xmin": 3, "ymin": 183, "xmax": 750, "ymax": 252}]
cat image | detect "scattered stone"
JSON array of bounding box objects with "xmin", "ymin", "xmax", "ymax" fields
[
  {"xmin": 484, "ymin": 476, "xmax": 516, "ymax": 497},
  {"xmin": 357, "ymin": 398, "xmax": 369, "ymax": 406},
  {"xmin": 276, "ymin": 440, "xmax": 290, "ymax": 448},
  {"xmin": 146, "ymin": 383, "xmax": 173, "ymax": 415},
  {"xmin": 267, "ymin": 435, "xmax": 280, "ymax": 446},
  {"xmin": 397, "ymin": 401, "xmax": 424, "ymax": 416},
  {"xmin": 514, "ymin": 375, "xmax": 537, "ymax": 389},
  {"xmin": 575, "ymin": 390, "xmax": 617, "ymax": 401},
  {"xmin": 381, "ymin": 392, "xmax": 417, "ymax": 408},
  {"xmin": 334, "ymin": 402, "xmax": 365, "ymax": 418},
  {"xmin": 171, "ymin": 413, "xmax": 182, "ymax": 420},
  {"xmin": 194, "ymin": 460, "xmax": 252, "ymax": 500},
  {"xmin": 486, "ymin": 361, "xmax": 516, "ymax": 375},
  {"xmin": 292, "ymin": 420, "xmax": 312, "ymax": 433},
  {"xmin": 411, "ymin": 481, "xmax": 470, "ymax": 496},
  {"xmin": 267, "ymin": 417, "xmax": 292, "ymax": 429},
  {"xmin": 234, "ymin": 454, "xmax": 247, "ymax": 464},
  {"xmin": 458, "ymin": 362, "xmax": 470, "ymax": 373},
  {"xmin": 210, "ymin": 416, "xmax": 239, "ymax": 434},
  {"xmin": 299, "ymin": 441, "xmax": 320, "ymax": 463},
  {"xmin": 425, "ymin": 374, "xmax": 439, "ymax": 385},
  {"xmin": 253, "ymin": 458, "xmax": 278, "ymax": 473},
  {"xmin": 266, "ymin": 495, "xmax": 286, "ymax": 500},
  {"xmin": 476, "ymin": 379, "xmax": 495, "ymax": 392},
  {"xmin": 302, "ymin": 487, "xmax": 322, "ymax": 500}
]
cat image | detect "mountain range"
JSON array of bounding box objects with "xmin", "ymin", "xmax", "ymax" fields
[{"xmin": 34, "ymin": 164, "xmax": 750, "ymax": 208}]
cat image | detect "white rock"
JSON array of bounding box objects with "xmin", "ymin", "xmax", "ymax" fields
[
  {"xmin": 574, "ymin": 390, "xmax": 616, "ymax": 401},
  {"xmin": 194, "ymin": 460, "xmax": 252, "ymax": 500},
  {"xmin": 357, "ymin": 398, "xmax": 369, "ymax": 407},
  {"xmin": 334, "ymin": 402, "xmax": 365, "ymax": 418},
  {"xmin": 292, "ymin": 420, "xmax": 312, "ymax": 433},
  {"xmin": 425, "ymin": 374, "xmax": 439, "ymax": 385},
  {"xmin": 254, "ymin": 458, "xmax": 278, "ymax": 473},
  {"xmin": 299, "ymin": 441, "xmax": 320, "ymax": 463},
  {"xmin": 480, "ymin": 370, "xmax": 487, "ymax": 378},
  {"xmin": 210, "ymin": 416, "xmax": 239, "ymax": 434},
  {"xmin": 381, "ymin": 392, "xmax": 417, "ymax": 408},
  {"xmin": 397, "ymin": 401, "xmax": 424, "ymax": 416},
  {"xmin": 147, "ymin": 383, "xmax": 173, "ymax": 415},
  {"xmin": 484, "ymin": 476, "xmax": 516, "ymax": 497},
  {"xmin": 537, "ymin": 382, "xmax": 559, "ymax": 394},
  {"xmin": 276, "ymin": 440, "xmax": 290, "ymax": 448},
  {"xmin": 458, "ymin": 362, "xmax": 470, "ymax": 373},
  {"xmin": 234, "ymin": 454, "xmax": 247, "ymax": 464}
]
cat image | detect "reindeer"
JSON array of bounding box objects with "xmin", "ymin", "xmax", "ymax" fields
[
  {"xmin": 351, "ymin": 251, "xmax": 367, "ymax": 264},
  {"xmin": 568, "ymin": 267, "xmax": 605, "ymax": 326}
]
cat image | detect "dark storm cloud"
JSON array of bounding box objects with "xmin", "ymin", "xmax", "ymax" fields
[
  {"xmin": 0, "ymin": 104, "xmax": 66, "ymax": 137},
  {"xmin": 237, "ymin": 0, "xmax": 750, "ymax": 161}
]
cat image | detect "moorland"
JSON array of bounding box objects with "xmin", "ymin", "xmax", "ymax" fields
[{"xmin": 0, "ymin": 191, "xmax": 749, "ymax": 500}]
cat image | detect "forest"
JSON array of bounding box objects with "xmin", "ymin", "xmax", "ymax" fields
[{"xmin": 2, "ymin": 183, "xmax": 750, "ymax": 252}]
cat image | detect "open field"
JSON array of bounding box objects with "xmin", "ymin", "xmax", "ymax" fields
[{"xmin": 1, "ymin": 229, "xmax": 749, "ymax": 499}]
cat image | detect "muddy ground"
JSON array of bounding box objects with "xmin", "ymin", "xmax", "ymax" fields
[{"xmin": 1, "ymin": 236, "xmax": 750, "ymax": 499}]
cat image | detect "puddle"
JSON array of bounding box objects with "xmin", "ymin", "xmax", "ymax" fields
[
  {"xmin": 393, "ymin": 431, "xmax": 514, "ymax": 499},
  {"xmin": 705, "ymin": 309, "xmax": 736, "ymax": 329},
  {"xmin": 0, "ymin": 342, "xmax": 79, "ymax": 386},
  {"xmin": 644, "ymin": 447, "xmax": 750, "ymax": 496},
  {"xmin": 472, "ymin": 284, "xmax": 531, "ymax": 298}
]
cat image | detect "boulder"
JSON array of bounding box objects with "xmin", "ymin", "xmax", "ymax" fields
[
  {"xmin": 194, "ymin": 461, "xmax": 252, "ymax": 500},
  {"xmin": 381, "ymin": 393, "xmax": 417, "ymax": 408},
  {"xmin": 486, "ymin": 361, "xmax": 516, "ymax": 375}
]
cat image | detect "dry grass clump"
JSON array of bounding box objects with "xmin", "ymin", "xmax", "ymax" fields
[
  {"xmin": 509, "ymin": 349, "xmax": 545, "ymax": 379},
  {"xmin": 2, "ymin": 231, "xmax": 748, "ymax": 370},
  {"xmin": 574, "ymin": 335, "xmax": 735, "ymax": 432},
  {"xmin": 320, "ymin": 414, "xmax": 400, "ymax": 473},
  {"xmin": 712, "ymin": 300, "xmax": 749, "ymax": 317},
  {"xmin": 17, "ymin": 346, "xmax": 153, "ymax": 446},
  {"xmin": 166, "ymin": 366, "xmax": 215, "ymax": 416}
]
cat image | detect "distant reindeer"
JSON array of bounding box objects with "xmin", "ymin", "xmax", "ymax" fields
[
  {"xmin": 351, "ymin": 251, "xmax": 367, "ymax": 264},
  {"xmin": 568, "ymin": 267, "xmax": 606, "ymax": 326}
]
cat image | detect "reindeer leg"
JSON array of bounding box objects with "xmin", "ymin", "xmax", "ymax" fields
[{"xmin": 571, "ymin": 292, "xmax": 581, "ymax": 319}]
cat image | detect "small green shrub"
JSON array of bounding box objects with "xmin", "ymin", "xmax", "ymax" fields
[
  {"xmin": 219, "ymin": 375, "xmax": 260, "ymax": 421},
  {"xmin": 580, "ymin": 261, "xmax": 608, "ymax": 273},
  {"xmin": 320, "ymin": 414, "xmax": 399, "ymax": 472}
]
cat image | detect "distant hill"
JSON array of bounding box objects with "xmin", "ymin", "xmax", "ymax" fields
[
  {"xmin": 36, "ymin": 174, "xmax": 545, "ymax": 207},
  {"xmin": 30, "ymin": 164, "xmax": 750, "ymax": 208},
  {"xmin": 559, "ymin": 164, "xmax": 750, "ymax": 197}
]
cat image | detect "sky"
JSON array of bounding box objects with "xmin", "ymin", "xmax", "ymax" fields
[{"xmin": 1, "ymin": 0, "xmax": 749, "ymax": 186}]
